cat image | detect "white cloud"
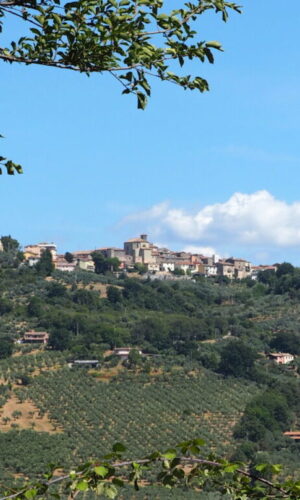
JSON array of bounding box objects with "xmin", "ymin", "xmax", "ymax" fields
[{"xmin": 122, "ymin": 191, "xmax": 300, "ymax": 250}]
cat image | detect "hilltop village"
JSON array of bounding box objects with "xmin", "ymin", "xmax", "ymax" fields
[{"xmin": 21, "ymin": 234, "xmax": 276, "ymax": 280}]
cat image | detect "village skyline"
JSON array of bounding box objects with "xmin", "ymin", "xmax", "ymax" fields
[{"xmin": 20, "ymin": 233, "xmax": 279, "ymax": 280}]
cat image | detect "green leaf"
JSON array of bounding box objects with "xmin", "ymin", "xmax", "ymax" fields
[
  {"xmin": 223, "ymin": 464, "xmax": 240, "ymax": 473},
  {"xmin": 76, "ymin": 480, "xmax": 89, "ymax": 491},
  {"xmin": 205, "ymin": 41, "xmax": 223, "ymax": 50},
  {"xmin": 255, "ymin": 464, "xmax": 268, "ymax": 472},
  {"xmin": 137, "ymin": 92, "xmax": 147, "ymax": 110},
  {"xmin": 162, "ymin": 449, "xmax": 177, "ymax": 460},
  {"xmin": 35, "ymin": 15, "xmax": 45, "ymax": 24},
  {"xmin": 25, "ymin": 489, "xmax": 38, "ymax": 499},
  {"xmin": 271, "ymin": 464, "xmax": 282, "ymax": 474},
  {"xmin": 94, "ymin": 465, "xmax": 109, "ymax": 477}
]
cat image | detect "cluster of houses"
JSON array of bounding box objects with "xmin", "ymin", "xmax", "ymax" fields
[{"xmin": 22, "ymin": 234, "xmax": 277, "ymax": 280}]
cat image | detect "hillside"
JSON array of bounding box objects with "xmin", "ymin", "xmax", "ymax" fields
[
  {"xmin": 0, "ymin": 355, "xmax": 258, "ymax": 485},
  {"xmin": 0, "ymin": 256, "xmax": 299, "ymax": 494}
]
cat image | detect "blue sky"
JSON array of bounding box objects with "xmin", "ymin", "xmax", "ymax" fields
[{"xmin": 2, "ymin": 1, "xmax": 300, "ymax": 264}]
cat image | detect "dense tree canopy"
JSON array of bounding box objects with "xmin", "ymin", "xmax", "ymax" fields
[
  {"xmin": 0, "ymin": 336, "xmax": 13, "ymax": 359},
  {"xmin": 0, "ymin": 235, "xmax": 20, "ymax": 253},
  {"xmin": 218, "ymin": 340, "xmax": 259, "ymax": 379},
  {"xmin": 1, "ymin": 0, "xmax": 241, "ymax": 173},
  {"xmin": 270, "ymin": 331, "xmax": 300, "ymax": 355}
]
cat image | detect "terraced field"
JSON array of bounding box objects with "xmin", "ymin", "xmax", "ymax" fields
[
  {"xmin": 25, "ymin": 368, "xmax": 258, "ymax": 459},
  {"xmin": 0, "ymin": 352, "xmax": 261, "ymax": 491}
]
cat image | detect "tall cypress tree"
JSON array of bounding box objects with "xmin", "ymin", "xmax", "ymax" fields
[{"xmin": 35, "ymin": 249, "xmax": 54, "ymax": 276}]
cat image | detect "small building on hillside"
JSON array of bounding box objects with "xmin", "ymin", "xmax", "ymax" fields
[
  {"xmin": 251, "ymin": 265, "xmax": 277, "ymax": 280},
  {"xmin": 23, "ymin": 330, "xmax": 49, "ymax": 344},
  {"xmin": 267, "ymin": 352, "xmax": 294, "ymax": 365},
  {"xmin": 76, "ymin": 257, "xmax": 95, "ymax": 272},
  {"xmin": 24, "ymin": 243, "xmax": 57, "ymax": 261},
  {"xmin": 283, "ymin": 431, "xmax": 300, "ymax": 440},
  {"xmin": 113, "ymin": 347, "xmax": 143, "ymax": 360},
  {"xmin": 69, "ymin": 360, "xmax": 100, "ymax": 368},
  {"xmin": 54, "ymin": 258, "xmax": 76, "ymax": 272}
]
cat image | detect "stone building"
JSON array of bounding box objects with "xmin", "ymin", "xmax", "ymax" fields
[
  {"xmin": 226, "ymin": 257, "xmax": 251, "ymax": 279},
  {"xmin": 124, "ymin": 234, "xmax": 156, "ymax": 264}
]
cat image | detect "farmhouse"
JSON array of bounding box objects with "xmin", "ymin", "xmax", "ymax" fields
[
  {"xmin": 283, "ymin": 431, "xmax": 300, "ymax": 440},
  {"xmin": 23, "ymin": 330, "xmax": 49, "ymax": 344},
  {"xmin": 268, "ymin": 352, "xmax": 294, "ymax": 365}
]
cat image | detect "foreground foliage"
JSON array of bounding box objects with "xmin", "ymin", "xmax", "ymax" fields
[{"xmin": 1, "ymin": 439, "xmax": 300, "ymax": 499}]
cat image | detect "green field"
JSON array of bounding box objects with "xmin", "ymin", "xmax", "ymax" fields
[{"xmin": 0, "ymin": 353, "xmax": 259, "ymax": 493}]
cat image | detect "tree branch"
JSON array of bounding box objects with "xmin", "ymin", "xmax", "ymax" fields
[
  {"xmin": 0, "ymin": 6, "xmax": 41, "ymax": 27},
  {"xmin": 0, "ymin": 456, "xmax": 289, "ymax": 500},
  {"xmin": 0, "ymin": 49, "xmax": 178, "ymax": 73}
]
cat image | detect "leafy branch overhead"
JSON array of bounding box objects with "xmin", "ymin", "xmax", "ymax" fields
[{"xmin": 0, "ymin": 0, "xmax": 241, "ymax": 173}]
